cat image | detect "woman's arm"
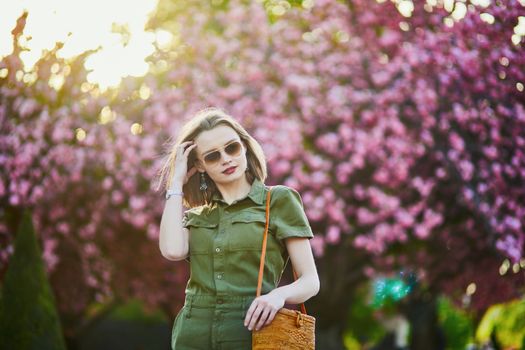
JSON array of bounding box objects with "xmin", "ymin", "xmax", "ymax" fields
[
  {"xmin": 244, "ymin": 237, "xmax": 320, "ymax": 331},
  {"xmin": 158, "ymin": 141, "xmax": 197, "ymax": 261},
  {"xmin": 159, "ymin": 183, "xmax": 189, "ymax": 261},
  {"xmin": 270, "ymin": 237, "xmax": 320, "ymax": 303}
]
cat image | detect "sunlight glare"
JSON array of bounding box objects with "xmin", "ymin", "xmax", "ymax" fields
[{"xmin": 0, "ymin": 0, "xmax": 158, "ymax": 90}]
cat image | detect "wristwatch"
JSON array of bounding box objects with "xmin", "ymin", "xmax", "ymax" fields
[{"xmin": 165, "ymin": 189, "xmax": 184, "ymax": 200}]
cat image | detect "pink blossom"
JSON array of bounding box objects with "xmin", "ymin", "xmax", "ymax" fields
[
  {"xmin": 503, "ymin": 216, "xmax": 521, "ymax": 231},
  {"xmin": 414, "ymin": 224, "xmax": 430, "ymax": 239},
  {"xmin": 423, "ymin": 209, "xmax": 443, "ymax": 229},
  {"xmin": 83, "ymin": 243, "xmax": 98, "ymax": 257},
  {"xmin": 130, "ymin": 196, "xmax": 146, "ymax": 211},
  {"xmin": 395, "ymin": 210, "xmax": 414, "ymax": 228},
  {"xmin": 310, "ymin": 236, "xmax": 325, "ymax": 257},
  {"xmin": 42, "ymin": 239, "xmax": 59, "ymax": 271},
  {"xmin": 111, "ymin": 190, "xmax": 125, "ymax": 205},
  {"xmin": 18, "ymin": 98, "xmax": 39, "ymax": 117},
  {"xmin": 357, "ymin": 208, "xmax": 377, "ymax": 225},
  {"xmin": 130, "ymin": 212, "xmax": 147, "ymax": 228},
  {"xmin": 57, "ymin": 222, "xmax": 70, "ymax": 235},
  {"xmin": 458, "ymin": 159, "xmax": 474, "ymax": 181},
  {"xmin": 9, "ymin": 194, "xmax": 20, "ymax": 206},
  {"xmin": 449, "ymin": 132, "xmax": 465, "ymax": 152},
  {"xmin": 325, "ymin": 225, "xmax": 341, "ymax": 244}
]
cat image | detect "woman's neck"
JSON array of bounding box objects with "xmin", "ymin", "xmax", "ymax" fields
[{"xmin": 215, "ymin": 175, "xmax": 252, "ymax": 205}]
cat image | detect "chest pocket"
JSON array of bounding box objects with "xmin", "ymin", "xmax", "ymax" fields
[
  {"xmin": 228, "ymin": 212, "xmax": 268, "ymax": 251},
  {"xmin": 186, "ymin": 216, "xmax": 217, "ymax": 255}
]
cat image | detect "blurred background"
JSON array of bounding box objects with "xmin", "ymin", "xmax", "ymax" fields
[{"xmin": 0, "ymin": 0, "xmax": 524, "ymax": 349}]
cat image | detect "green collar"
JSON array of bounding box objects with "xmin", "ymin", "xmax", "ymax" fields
[{"xmin": 211, "ymin": 178, "xmax": 266, "ymax": 205}]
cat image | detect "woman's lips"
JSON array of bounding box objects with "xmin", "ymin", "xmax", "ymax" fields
[{"xmin": 223, "ymin": 166, "xmax": 237, "ymax": 174}]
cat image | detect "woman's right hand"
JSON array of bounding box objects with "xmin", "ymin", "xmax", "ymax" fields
[{"xmin": 171, "ymin": 141, "xmax": 198, "ymax": 187}]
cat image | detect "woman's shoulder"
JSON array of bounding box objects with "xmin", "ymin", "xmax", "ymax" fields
[
  {"xmin": 269, "ymin": 184, "xmax": 302, "ymax": 197},
  {"xmin": 268, "ymin": 184, "xmax": 305, "ymax": 206}
]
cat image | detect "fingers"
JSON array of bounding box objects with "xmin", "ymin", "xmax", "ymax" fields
[
  {"xmin": 177, "ymin": 141, "xmax": 194, "ymax": 154},
  {"xmin": 246, "ymin": 304, "xmax": 263, "ymax": 331},
  {"xmin": 255, "ymin": 308, "xmax": 271, "ymax": 331},
  {"xmin": 245, "ymin": 300, "xmax": 259, "ymax": 330},
  {"xmin": 183, "ymin": 143, "xmax": 197, "ymax": 157},
  {"xmin": 244, "ymin": 300, "xmax": 278, "ymax": 331},
  {"xmin": 265, "ymin": 308, "xmax": 278, "ymax": 326}
]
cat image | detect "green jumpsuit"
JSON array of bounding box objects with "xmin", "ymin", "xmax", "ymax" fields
[{"xmin": 171, "ymin": 179, "xmax": 314, "ymax": 350}]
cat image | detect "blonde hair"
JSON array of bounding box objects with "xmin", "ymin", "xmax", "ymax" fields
[{"xmin": 154, "ymin": 107, "xmax": 267, "ymax": 208}]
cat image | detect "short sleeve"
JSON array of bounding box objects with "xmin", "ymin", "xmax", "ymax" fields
[
  {"xmin": 181, "ymin": 210, "xmax": 192, "ymax": 263},
  {"xmin": 182, "ymin": 210, "xmax": 190, "ymax": 228},
  {"xmin": 271, "ymin": 186, "xmax": 314, "ymax": 241}
]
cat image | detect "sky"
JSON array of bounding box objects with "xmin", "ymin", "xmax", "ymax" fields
[{"xmin": 0, "ymin": 0, "xmax": 160, "ymax": 89}]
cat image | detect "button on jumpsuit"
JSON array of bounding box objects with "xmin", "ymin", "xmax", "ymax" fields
[{"xmin": 171, "ymin": 179, "xmax": 314, "ymax": 350}]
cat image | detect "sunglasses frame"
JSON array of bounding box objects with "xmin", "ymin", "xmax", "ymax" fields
[{"xmin": 201, "ymin": 140, "xmax": 244, "ymax": 166}]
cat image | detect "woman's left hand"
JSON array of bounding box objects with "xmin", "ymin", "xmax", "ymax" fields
[{"xmin": 244, "ymin": 291, "xmax": 285, "ymax": 331}]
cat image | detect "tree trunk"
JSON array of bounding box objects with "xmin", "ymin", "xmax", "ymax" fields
[{"xmin": 404, "ymin": 295, "xmax": 446, "ymax": 350}]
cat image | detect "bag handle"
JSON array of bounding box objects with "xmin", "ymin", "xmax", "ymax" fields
[{"xmin": 256, "ymin": 188, "xmax": 308, "ymax": 315}]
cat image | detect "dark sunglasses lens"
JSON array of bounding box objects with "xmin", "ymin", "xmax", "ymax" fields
[
  {"xmin": 204, "ymin": 151, "xmax": 221, "ymax": 164},
  {"xmin": 225, "ymin": 142, "xmax": 241, "ymax": 156},
  {"xmin": 203, "ymin": 142, "xmax": 242, "ymax": 164}
]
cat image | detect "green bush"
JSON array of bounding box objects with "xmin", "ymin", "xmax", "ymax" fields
[
  {"xmin": 110, "ymin": 298, "xmax": 168, "ymax": 323},
  {"xmin": 343, "ymin": 284, "xmax": 386, "ymax": 348},
  {"xmin": 437, "ymin": 296, "xmax": 474, "ymax": 350},
  {"xmin": 476, "ymin": 298, "xmax": 525, "ymax": 348},
  {"xmin": 0, "ymin": 209, "xmax": 66, "ymax": 350}
]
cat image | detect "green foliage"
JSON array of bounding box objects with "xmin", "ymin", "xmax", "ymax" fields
[
  {"xmin": 437, "ymin": 296, "xmax": 474, "ymax": 350},
  {"xmin": 343, "ymin": 284, "xmax": 386, "ymax": 347},
  {"xmin": 110, "ymin": 299, "xmax": 168, "ymax": 324},
  {"xmin": 476, "ymin": 298, "xmax": 525, "ymax": 348},
  {"xmin": 0, "ymin": 209, "xmax": 66, "ymax": 350},
  {"xmin": 343, "ymin": 333, "xmax": 362, "ymax": 350}
]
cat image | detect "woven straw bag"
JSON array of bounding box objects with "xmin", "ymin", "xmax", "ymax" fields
[{"xmin": 252, "ymin": 188, "xmax": 316, "ymax": 350}]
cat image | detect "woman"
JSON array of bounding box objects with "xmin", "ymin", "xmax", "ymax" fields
[{"xmin": 157, "ymin": 107, "xmax": 319, "ymax": 349}]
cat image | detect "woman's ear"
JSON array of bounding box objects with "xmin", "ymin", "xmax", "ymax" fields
[{"xmin": 194, "ymin": 159, "xmax": 205, "ymax": 173}]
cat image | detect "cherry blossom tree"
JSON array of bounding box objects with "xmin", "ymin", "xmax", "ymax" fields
[{"xmin": 0, "ymin": 13, "xmax": 187, "ymax": 346}]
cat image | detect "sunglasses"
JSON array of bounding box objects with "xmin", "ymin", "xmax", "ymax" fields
[{"xmin": 201, "ymin": 140, "xmax": 243, "ymax": 165}]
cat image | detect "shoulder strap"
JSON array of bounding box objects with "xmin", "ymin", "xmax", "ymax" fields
[{"xmin": 256, "ymin": 187, "xmax": 308, "ymax": 315}]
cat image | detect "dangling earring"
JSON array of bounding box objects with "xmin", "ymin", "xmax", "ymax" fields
[{"xmin": 199, "ymin": 172, "xmax": 208, "ymax": 191}]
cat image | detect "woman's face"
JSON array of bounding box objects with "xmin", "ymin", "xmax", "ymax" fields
[{"xmin": 193, "ymin": 125, "xmax": 248, "ymax": 185}]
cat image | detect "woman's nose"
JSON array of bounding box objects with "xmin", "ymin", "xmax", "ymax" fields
[{"xmin": 220, "ymin": 150, "xmax": 233, "ymax": 163}]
